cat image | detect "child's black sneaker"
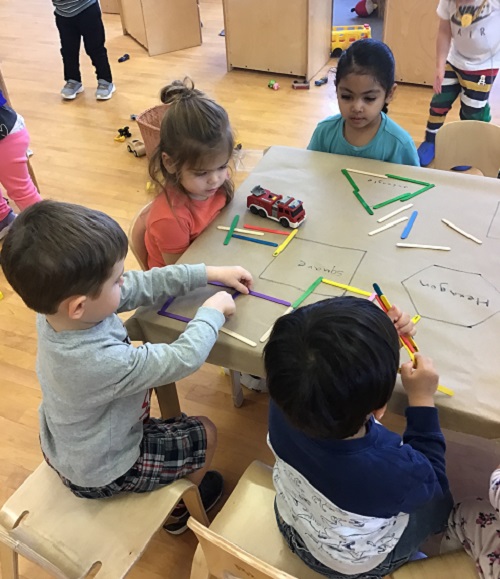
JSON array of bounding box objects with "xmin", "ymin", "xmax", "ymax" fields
[{"xmin": 163, "ymin": 470, "xmax": 224, "ymax": 535}]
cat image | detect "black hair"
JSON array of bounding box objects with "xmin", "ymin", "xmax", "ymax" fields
[
  {"xmin": 335, "ymin": 39, "xmax": 396, "ymax": 113},
  {"xmin": 264, "ymin": 297, "xmax": 400, "ymax": 439},
  {"xmin": 1, "ymin": 200, "xmax": 128, "ymax": 314}
]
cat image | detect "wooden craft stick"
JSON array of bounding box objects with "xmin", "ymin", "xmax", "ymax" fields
[
  {"xmin": 244, "ymin": 224, "xmax": 289, "ymax": 236},
  {"xmin": 377, "ymin": 203, "xmax": 413, "ymax": 223},
  {"xmin": 291, "ymin": 277, "xmax": 323, "ymax": 309},
  {"xmin": 218, "ymin": 225, "xmax": 264, "ymax": 236},
  {"xmin": 341, "ymin": 168, "xmax": 360, "ymax": 191},
  {"xmin": 345, "ymin": 168, "xmax": 387, "ymax": 179},
  {"xmin": 322, "ymin": 278, "xmax": 372, "ymax": 296},
  {"xmin": 400, "ymin": 211, "xmax": 418, "ymax": 240},
  {"xmin": 385, "ymin": 174, "xmax": 432, "ymax": 187},
  {"xmin": 273, "ymin": 229, "xmax": 298, "ymax": 257},
  {"xmin": 368, "ymin": 216, "xmax": 408, "ymax": 236},
  {"xmin": 352, "ymin": 188, "xmax": 374, "ymax": 216},
  {"xmin": 373, "ymin": 193, "xmax": 411, "ymax": 209},
  {"xmin": 400, "ymin": 184, "xmax": 435, "ymax": 202},
  {"xmin": 220, "ymin": 327, "xmax": 257, "ymax": 347},
  {"xmin": 259, "ymin": 306, "xmax": 294, "ymax": 343},
  {"xmin": 232, "ymin": 234, "xmax": 278, "ymax": 247},
  {"xmin": 441, "ymin": 218, "xmax": 482, "ymax": 244},
  {"xmin": 223, "ymin": 215, "xmax": 239, "ymax": 245},
  {"xmin": 396, "ymin": 243, "xmax": 451, "ymax": 251}
]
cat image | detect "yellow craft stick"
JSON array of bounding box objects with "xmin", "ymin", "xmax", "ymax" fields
[
  {"xmin": 411, "ymin": 314, "xmax": 421, "ymax": 324},
  {"xmin": 322, "ymin": 279, "xmax": 372, "ymax": 297},
  {"xmin": 259, "ymin": 305, "xmax": 294, "ymax": 343},
  {"xmin": 220, "ymin": 327, "xmax": 257, "ymax": 347},
  {"xmin": 273, "ymin": 229, "xmax": 298, "ymax": 257}
]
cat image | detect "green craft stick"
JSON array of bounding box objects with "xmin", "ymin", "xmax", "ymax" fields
[
  {"xmin": 341, "ymin": 169, "xmax": 360, "ymax": 192},
  {"xmin": 352, "ymin": 188, "xmax": 374, "ymax": 215},
  {"xmin": 373, "ymin": 193, "xmax": 410, "ymax": 209},
  {"xmin": 385, "ymin": 174, "xmax": 432, "ymax": 187},
  {"xmin": 223, "ymin": 215, "xmax": 240, "ymax": 245},
  {"xmin": 399, "ymin": 184, "xmax": 435, "ymax": 201},
  {"xmin": 292, "ymin": 276, "xmax": 323, "ymax": 309}
]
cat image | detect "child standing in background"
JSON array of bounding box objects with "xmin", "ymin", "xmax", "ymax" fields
[
  {"xmin": 145, "ymin": 78, "xmax": 234, "ymax": 269},
  {"xmin": 265, "ymin": 297, "xmax": 453, "ymax": 578},
  {"xmin": 0, "ymin": 86, "xmax": 42, "ymax": 238},
  {"xmin": 52, "ymin": 0, "xmax": 115, "ymax": 100},
  {"xmin": 418, "ymin": 0, "xmax": 500, "ymax": 166},
  {"xmin": 308, "ymin": 39, "xmax": 420, "ymax": 167}
]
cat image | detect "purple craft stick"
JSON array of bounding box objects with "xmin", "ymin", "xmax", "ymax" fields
[
  {"xmin": 248, "ymin": 290, "xmax": 291, "ymax": 306},
  {"xmin": 159, "ymin": 310, "xmax": 192, "ymax": 323},
  {"xmin": 207, "ymin": 281, "xmax": 291, "ymax": 306}
]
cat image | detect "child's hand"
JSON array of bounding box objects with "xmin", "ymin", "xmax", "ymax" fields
[
  {"xmin": 206, "ymin": 266, "xmax": 253, "ymax": 294},
  {"xmin": 433, "ymin": 68, "xmax": 445, "ymax": 94},
  {"xmin": 400, "ymin": 354, "xmax": 438, "ymax": 407},
  {"xmin": 202, "ymin": 291, "xmax": 236, "ymax": 318},
  {"xmin": 387, "ymin": 305, "xmax": 416, "ymax": 337}
]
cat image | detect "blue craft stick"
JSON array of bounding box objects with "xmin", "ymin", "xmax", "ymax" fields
[
  {"xmin": 232, "ymin": 234, "xmax": 278, "ymax": 247},
  {"xmin": 372, "ymin": 283, "xmax": 383, "ymax": 299},
  {"xmin": 400, "ymin": 211, "xmax": 418, "ymax": 240}
]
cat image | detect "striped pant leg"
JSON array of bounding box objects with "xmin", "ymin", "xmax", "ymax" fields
[
  {"xmin": 425, "ymin": 63, "xmax": 461, "ymax": 143},
  {"xmin": 456, "ymin": 67, "xmax": 499, "ymax": 122}
]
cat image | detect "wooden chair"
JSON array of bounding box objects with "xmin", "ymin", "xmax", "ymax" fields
[
  {"xmin": 128, "ymin": 201, "xmax": 152, "ymax": 271},
  {"xmin": 389, "ymin": 549, "xmax": 478, "ymax": 578},
  {"xmin": 434, "ymin": 120, "xmax": 500, "ymax": 178},
  {"xmin": 187, "ymin": 460, "xmax": 327, "ymax": 579},
  {"xmin": 0, "ymin": 460, "xmax": 208, "ymax": 579}
]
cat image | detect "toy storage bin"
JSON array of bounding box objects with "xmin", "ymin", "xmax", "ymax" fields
[{"xmin": 136, "ymin": 104, "xmax": 169, "ymax": 159}]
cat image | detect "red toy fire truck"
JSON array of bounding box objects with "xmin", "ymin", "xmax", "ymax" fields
[{"xmin": 247, "ymin": 185, "xmax": 306, "ymax": 229}]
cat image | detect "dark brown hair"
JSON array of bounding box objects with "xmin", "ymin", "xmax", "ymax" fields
[
  {"xmin": 1, "ymin": 200, "xmax": 128, "ymax": 314},
  {"xmin": 149, "ymin": 78, "xmax": 234, "ymax": 206}
]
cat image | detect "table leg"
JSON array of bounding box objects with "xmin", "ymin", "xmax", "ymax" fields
[
  {"xmin": 229, "ymin": 370, "xmax": 244, "ymax": 408},
  {"xmin": 154, "ymin": 383, "xmax": 181, "ymax": 419}
]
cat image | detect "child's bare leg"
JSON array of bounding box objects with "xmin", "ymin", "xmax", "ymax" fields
[{"xmin": 186, "ymin": 416, "xmax": 217, "ymax": 486}]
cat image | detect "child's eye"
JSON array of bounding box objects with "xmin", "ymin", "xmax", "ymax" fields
[
  {"xmin": 340, "ymin": 94, "xmax": 351, "ymax": 100},
  {"xmin": 365, "ymin": 97, "xmax": 376, "ymax": 102},
  {"xmin": 219, "ymin": 164, "xmax": 228, "ymax": 170},
  {"xmin": 194, "ymin": 171, "xmax": 207, "ymax": 177}
]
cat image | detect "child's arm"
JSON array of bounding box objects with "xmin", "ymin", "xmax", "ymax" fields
[
  {"xmin": 118, "ymin": 264, "xmax": 253, "ymax": 312},
  {"xmin": 434, "ymin": 18, "xmax": 452, "ymax": 94},
  {"xmin": 400, "ymin": 355, "xmax": 449, "ymax": 493}
]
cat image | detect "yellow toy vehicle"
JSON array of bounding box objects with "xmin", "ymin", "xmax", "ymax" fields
[{"xmin": 331, "ymin": 24, "xmax": 371, "ymax": 57}]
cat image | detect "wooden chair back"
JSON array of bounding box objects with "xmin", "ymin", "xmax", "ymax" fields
[
  {"xmin": 128, "ymin": 201, "xmax": 152, "ymax": 271},
  {"xmin": 434, "ymin": 120, "xmax": 500, "ymax": 178}
]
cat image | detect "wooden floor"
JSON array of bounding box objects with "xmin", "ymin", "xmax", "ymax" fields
[{"xmin": 1, "ymin": 1, "xmax": 500, "ymax": 577}]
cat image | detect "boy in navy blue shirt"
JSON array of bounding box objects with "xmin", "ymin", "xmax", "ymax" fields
[{"xmin": 264, "ymin": 297, "xmax": 453, "ymax": 578}]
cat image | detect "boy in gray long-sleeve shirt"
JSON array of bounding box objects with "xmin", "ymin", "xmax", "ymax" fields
[{"xmin": 1, "ymin": 200, "xmax": 253, "ymax": 534}]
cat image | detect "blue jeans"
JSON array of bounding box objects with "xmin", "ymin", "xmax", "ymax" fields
[{"xmin": 275, "ymin": 491, "xmax": 454, "ymax": 579}]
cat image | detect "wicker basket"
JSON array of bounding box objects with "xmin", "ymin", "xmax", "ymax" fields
[{"xmin": 136, "ymin": 104, "xmax": 170, "ymax": 159}]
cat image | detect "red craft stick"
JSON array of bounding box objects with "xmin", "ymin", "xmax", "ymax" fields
[{"xmin": 244, "ymin": 224, "xmax": 289, "ymax": 236}]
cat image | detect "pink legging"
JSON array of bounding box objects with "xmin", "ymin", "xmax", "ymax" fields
[{"xmin": 0, "ymin": 128, "xmax": 42, "ymax": 220}]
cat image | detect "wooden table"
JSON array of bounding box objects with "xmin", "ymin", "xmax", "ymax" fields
[{"xmin": 127, "ymin": 146, "xmax": 500, "ymax": 438}]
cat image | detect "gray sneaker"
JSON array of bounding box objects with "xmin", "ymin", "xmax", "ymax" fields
[
  {"xmin": 61, "ymin": 80, "xmax": 84, "ymax": 100},
  {"xmin": 95, "ymin": 79, "xmax": 116, "ymax": 100}
]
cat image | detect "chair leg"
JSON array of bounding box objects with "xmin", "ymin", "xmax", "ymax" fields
[
  {"xmin": 189, "ymin": 544, "xmax": 210, "ymax": 579},
  {"xmin": 229, "ymin": 370, "xmax": 244, "ymax": 408},
  {"xmin": 0, "ymin": 541, "xmax": 18, "ymax": 579},
  {"xmin": 183, "ymin": 486, "xmax": 210, "ymax": 527},
  {"xmin": 154, "ymin": 383, "xmax": 181, "ymax": 418}
]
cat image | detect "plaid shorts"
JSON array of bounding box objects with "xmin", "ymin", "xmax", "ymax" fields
[{"xmin": 53, "ymin": 414, "xmax": 207, "ymax": 498}]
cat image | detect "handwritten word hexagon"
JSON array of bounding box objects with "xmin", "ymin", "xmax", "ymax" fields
[{"xmin": 402, "ymin": 265, "xmax": 500, "ymax": 328}]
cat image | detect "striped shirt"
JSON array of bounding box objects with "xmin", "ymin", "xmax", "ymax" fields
[{"xmin": 52, "ymin": 0, "xmax": 97, "ymax": 17}]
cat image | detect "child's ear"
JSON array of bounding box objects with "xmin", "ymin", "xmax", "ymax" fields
[
  {"xmin": 161, "ymin": 152, "xmax": 176, "ymax": 175},
  {"xmin": 65, "ymin": 295, "xmax": 87, "ymax": 320},
  {"xmin": 386, "ymin": 83, "xmax": 397, "ymax": 105},
  {"xmin": 373, "ymin": 404, "xmax": 388, "ymax": 422}
]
